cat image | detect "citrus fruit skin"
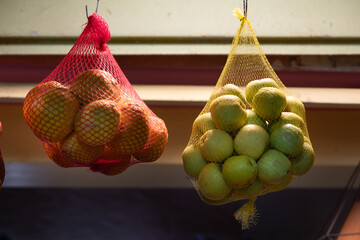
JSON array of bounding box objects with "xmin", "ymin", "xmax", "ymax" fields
[
  {"xmin": 198, "ymin": 163, "xmax": 231, "ymax": 201},
  {"xmin": 213, "ymin": 83, "xmax": 247, "ymax": 107},
  {"xmin": 234, "ymin": 124, "xmax": 269, "ymax": 160},
  {"xmin": 231, "ymin": 177, "xmax": 270, "ymax": 200},
  {"xmin": 61, "ymin": 133, "xmax": 104, "ymax": 165},
  {"xmin": 269, "ymin": 112, "xmax": 306, "ymax": 134},
  {"xmin": 290, "ymin": 142, "xmax": 315, "ymax": 176},
  {"xmin": 252, "ymin": 87, "xmax": 287, "ymax": 121},
  {"xmin": 26, "ymin": 87, "xmax": 80, "ymax": 142},
  {"xmin": 198, "ymin": 129, "xmax": 234, "ymax": 163},
  {"xmin": 74, "ymin": 100, "xmax": 121, "ymax": 146},
  {"xmin": 210, "ymin": 95, "xmax": 246, "ymax": 132},
  {"xmin": 270, "ymin": 123, "xmax": 304, "ymax": 156},
  {"xmin": 44, "ymin": 142, "xmax": 77, "ymax": 168},
  {"xmin": 245, "ymin": 78, "xmax": 279, "ymax": 106},
  {"xmin": 108, "ymin": 100, "xmax": 149, "ymax": 154},
  {"xmin": 265, "ymin": 173, "xmax": 293, "ymax": 193},
  {"xmin": 192, "ymin": 112, "xmax": 215, "ymax": 136},
  {"xmin": 133, "ymin": 117, "xmax": 168, "ymax": 162},
  {"xmin": 257, "ymin": 149, "xmax": 291, "ymax": 184},
  {"xmin": 222, "ymin": 155, "xmax": 258, "ymax": 189},
  {"xmin": 246, "ymin": 109, "xmax": 268, "ymax": 131},
  {"xmin": 182, "ymin": 145, "xmax": 207, "ymax": 179},
  {"xmin": 69, "ymin": 69, "xmax": 121, "ymax": 105},
  {"xmin": 285, "ymin": 96, "xmax": 306, "ymax": 121}
]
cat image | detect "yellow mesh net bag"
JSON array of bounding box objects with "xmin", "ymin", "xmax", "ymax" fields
[{"xmin": 182, "ymin": 6, "xmax": 314, "ymax": 229}]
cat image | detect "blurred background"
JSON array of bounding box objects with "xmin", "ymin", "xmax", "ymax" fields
[{"xmin": 0, "ymin": 0, "xmax": 359, "ymax": 239}]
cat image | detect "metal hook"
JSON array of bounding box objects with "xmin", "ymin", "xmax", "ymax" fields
[
  {"xmin": 85, "ymin": 5, "xmax": 89, "ymax": 18},
  {"xmin": 243, "ymin": 0, "xmax": 248, "ymax": 17},
  {"xmin": 95, "ymin": 0, "xmax": 99, "ymax": 13}
]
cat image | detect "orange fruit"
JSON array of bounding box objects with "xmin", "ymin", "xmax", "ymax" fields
[
  {"xmin": 108, "ymin": 100, "xmax": 149, "ymax": 154},
  {"xmin": 133, "ymin": 116, "xmax": 168, "ymax": 162},
  {"xmin": 69, "ymin": 69, "xmax": 121, "ymax": 105},
  {"xmin": 25, "ymin": 86, "xmax": 80, "ymax": 142},
  {"xmin": 61, "ymin": 133, "xmax": 104, "ymax": 165},
  {"xmin": 43, "ymin": 142, "xmax": 77, "ymax": 168},
  {"xmin": 74, "ymin": 100, "xmax": 121, "ymax": 146}
]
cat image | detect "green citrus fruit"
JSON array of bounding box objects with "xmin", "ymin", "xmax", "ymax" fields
[
  {"xmin": 258, "ymin": 149, "xmax": 291, "ymax": 184},
  {"xmin": 234, "ymin": 124, "xmax": 269, "ymax": 160},
  {"xmin": 265, "ymin": 173, "xmax": 293, "ymax": 193},
  {"xmin": 212, "ymin": 83, "xmax": 246, "ymax": 106},
  {"xmin": 246, "ymin": 109, "xmax": 268, "ymax": 131},
  {"xmin": 231, "ymin": 177, "xmax": 270, "ymax": 200},
  {"xmin": 222, "ymin": 155, "xmax": 258, "ymax": 189},
  {"xmin": 245, "ymin": 78, "xmax": 279, "ymax": 106},
  {"xmin": 74, "ymin": 100, "xmax": 121, "ymax": 146},
  {"xmin": 198, "ymin": 129, "xmax": 233, "ymax": 163},
  {"xmin": 252, "ymin": 87, "xmax": 287, "ymax": 121},
  {"xmin": 210, "ymin": 95, "xmax": 246, "ymax": 132},
  {"xmin": 270, "ymin": 123, "xmax": 304, "ymax": 156},
  {"xmin": 198, "ymin": 163, "xmax": 231, "ymax": 201},
  {"xmin": 182, "ymin": 145, "xmax": 207, "ymax": 179},
  {"xmin": 269, "ymin": 112, "xmax": 306, "ymax": 134},
  {"xmin": 192, "ymin": 112, "xmax": 215, "ymax": 136},
  {"xmin": 285, "ymin": 95, "xmax": 306, "ymax": 121},
  {"xmin": 290, "ymin": 142, "xmax": 315, "ymax": 176},
  {"xmin": 70, "ymin": 69, "xmax": 121, "ymax": 105}
]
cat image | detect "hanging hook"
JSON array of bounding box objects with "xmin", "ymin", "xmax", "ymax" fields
[
  {"xmin": 243, "ymin": 0, "xmax": 248, "ymax": 17},
  {"xmin": 85, "ymin": 0, "xmax": 100, "ymax": 18},
  {"xmin": 95, "ymin": 0, "xmax": 100, "ymax": 13}
]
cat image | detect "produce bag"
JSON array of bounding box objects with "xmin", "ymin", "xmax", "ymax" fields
[
  {"xmin": 182, "ymin": 6, "xmax": 314, "ymax": 229},
  {"xmin": 0, "ymin": 122, "xmax": 4, "ymax": 189},
  {"xmin": 23, "ymin": 13, "xmax": 168, "ymax": 176}
]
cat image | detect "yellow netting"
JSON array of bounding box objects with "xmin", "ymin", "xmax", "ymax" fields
[{"xmin": 182, "ymin": 8, "xmax": 314, "ymax": 229}]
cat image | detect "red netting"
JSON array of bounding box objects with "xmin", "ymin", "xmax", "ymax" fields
[{"xmin": 23, "ymin": 14, "xmax": 168, "ymax": 175}]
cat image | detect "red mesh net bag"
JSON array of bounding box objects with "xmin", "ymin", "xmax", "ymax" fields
[{"xmin": 23, "ymin": 13, "xmax": 168, "ymax": 175}]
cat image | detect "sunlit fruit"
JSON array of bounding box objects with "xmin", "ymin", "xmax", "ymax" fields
[
  {"xmin": 25, "ymin": 85, "xmax": 80, "ymax": 142},
  {"xmin": 69, "ymin": 69, "xmax": 121, "ymax": 105},
  {"xmin": 192, "ymin": 112, "xmax": 215, "ymax": 136},
  {"xmin": 198, "ymin": 129, "xmax": 233, "ymax": 163},
  {"xmin": 245, "ymin": 78, "xmax": 279, "ymax": 106},
  {"xmin": 198, "ymin": 163, "xmax": 231, "ymax": 201},
  {"xmin": 108, "ymin": 100, "xmax": 149, "ymax": 154},
  {"xmin": 269, "ymin": 112, "xmax": 306, "ymax": 134},
  {"xmin": 257, "ymin": 149, "xmax": 291, "ymax": 184},
  {"xmin": 290, "ymin": 142, "xmax": 315, "ymax": 176},
  {"xmin": 210, "ymin": 95, "xmax": 246, "ymax": 132},
  {"xmin": 285, "ymin": 95, "xmax": 306, "ymax": 121},
  {"xmin": 212, "ymin": 83, "xmax": 246, "ymax": 106},
  {"xmin": 61, "ymin": 133, "xmax": 104, "ymax": 165},
  {"xmin": 246, "ymin": 109, "xmax": 268, "ymax": 131},
  {"xmin": 252, "ymin": 87, "xmax": 287, "ymax": 121},
  {"xmin": 133, "ymin": 116, "xmax": 168, "ymax": 162},
  {"xmin": 234, "ymin": 124, "xmax": 269, "ymax": 160},
  {"xmin": 222, "ymin": 155, "xmax": 258, "ymax": 189},
  {"xmin": 270, "ymin": 123, "xmax": 304, "ymax": 156},
  {"xmin": 74, "ymin": 100, "xmax": 121, "ymax": 146},
  {"xmin": 182, "ymin": 145, "xmax": 207, "ymax": 179}
]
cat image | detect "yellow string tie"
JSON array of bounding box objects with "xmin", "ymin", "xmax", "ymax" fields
[{"xmin": 233, "ymin": 8, "xmax": 245, "ymax": 21}]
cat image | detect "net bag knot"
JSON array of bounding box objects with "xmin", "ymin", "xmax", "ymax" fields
[{"xmin": 85, "ymin": 13, "xmax": 111, "ymax": 51}]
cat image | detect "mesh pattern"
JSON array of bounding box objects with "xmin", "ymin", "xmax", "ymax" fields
[
  {"xmin": 182, "ymin": 12, "xmax": 314, "ymax": 228},
  {"xmin": 23, "ymin": 14, "xmax": 168, "ymax": 175}
]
